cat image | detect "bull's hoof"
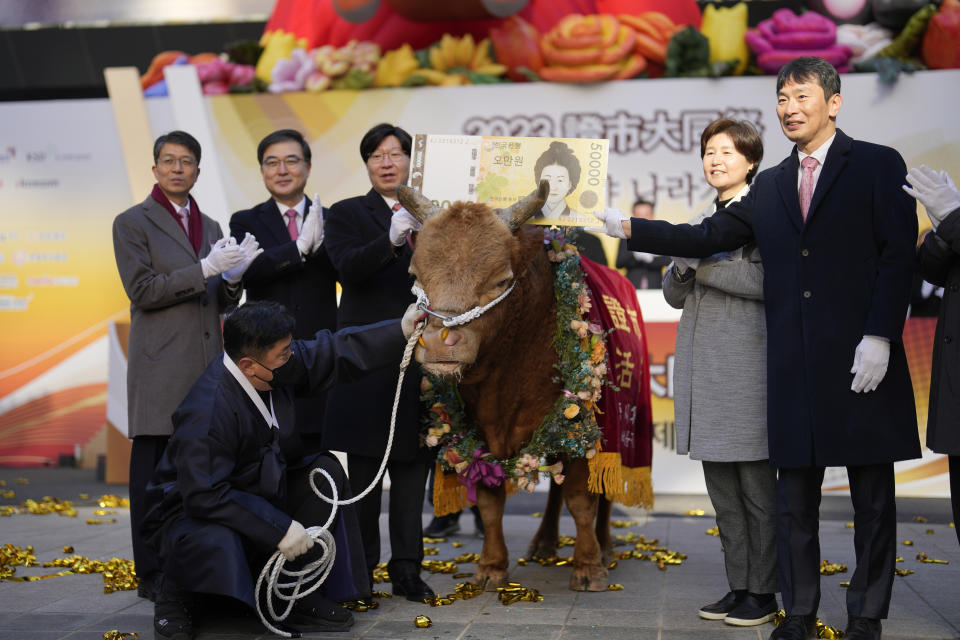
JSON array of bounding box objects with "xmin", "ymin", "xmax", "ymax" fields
[
  {"xmin": 569, "ymin": 565, "xmax": 609, "ymax": 592},
  {"xmin": 473, "ymin": 567, "xmax": 509, "ymax": 592},
  {"xmin": 600, "ymin": 545, "xmax": 615, "ymax": 567},
  {"xmin": 526, "ymin": 537, "xmax": 559, "ymax": 560}
]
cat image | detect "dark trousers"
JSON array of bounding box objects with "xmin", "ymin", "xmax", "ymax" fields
[
  {"xmin": 776, "ymin": 463, "xmax": 896, "ymax": 620},
  {"xmin": 129, "ymin": 435, "xmax": 169, "ymax": 589},
  {"xmin": 347, "ymin": 454, "xmax": 430, "ymax": 579}
]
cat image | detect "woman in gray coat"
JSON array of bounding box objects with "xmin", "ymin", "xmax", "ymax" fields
[{"xmin": 662, "ymin": 118, "xmax": 777, "ymax": 626}]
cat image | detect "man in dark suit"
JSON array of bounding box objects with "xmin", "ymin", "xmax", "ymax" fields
[
  {"xmin": 615, "ymin": 198, "xmax": 671, "ymax": 289},
  {"xmin": 112, "ymin": 130, "xmax": 258, "ymax": 601},
  {"xmin": 322, "ymin": 123, "xmax": 434, "ymax": 601},
  {"xmin": 229, "ymin": 129, "xmax": 336, "ymax": 454},
  {"xmin": 593, "ymin": 57, "xmax": 919, "ymax": 640}
]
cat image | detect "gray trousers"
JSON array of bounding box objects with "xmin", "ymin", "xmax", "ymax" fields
[{"xmin": 702, "ymin": 459, "xmax": 778, "ymax": 594}]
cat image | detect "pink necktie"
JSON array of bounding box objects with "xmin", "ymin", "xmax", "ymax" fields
[
  {"xmin": 285, "ymin": 210, "xmax": 298, "ymax": 241},
  {"xmin": 392, "ymin": 202, "xmax": 402, "ymax": 212},
  {"xmin": 178, "ymin": 208, "xmax": 190, "ymax": 239},
  {"xmin": 799, "ymin": 156, "xmax": 819, "ymax": 221}
]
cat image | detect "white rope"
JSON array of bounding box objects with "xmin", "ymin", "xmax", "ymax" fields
[
  {"xmin": 412, "ymin": 281, "xmax": 516, "ymax": 327},
  {"xmin": 254, "ymin": 320, "xmax": 426, "ymax": 637}
]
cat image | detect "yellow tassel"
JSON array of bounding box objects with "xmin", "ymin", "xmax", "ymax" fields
[
  {"xmin": 432, "ymin": 462, "xmax": 467, "ymax": 516},
  {"xmin": 617, "ymin": 465, "xmax": 654, "ymax": 509},
  {"xmin": 585, "ymin": 453, "xmax": 654, "ymax": 510}
]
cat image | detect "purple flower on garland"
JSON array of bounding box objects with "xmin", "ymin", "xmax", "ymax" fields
[{"xmin": 459, "ymin": 448, "xmax": 506, "ymax": 503}]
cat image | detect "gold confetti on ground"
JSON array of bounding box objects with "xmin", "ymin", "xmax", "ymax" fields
[
  {"xmin": 16, "ymin": 478, "xmax": 29, "ymax": 484},
  {"xmin": 684, "ymin": 509, "xmax": 705, "ymax": 516},
  {"xmin": 422, "ymin": 536, "xmax": 446, "ymax": 544},
  {"xmin": 925, "ymin": 529, "xmax": 935, "ymax": 535},
  {"xmin": 496, "ymin": 581, "xmax": 543, "ymax": 605},
  {"xmin": 453, "ymin": 572, "xmax": 474, "ymax": 578},
  {"xmin": 0, "ymin": 490, "xmax": 14, "ymax": 499},
  {"xmin": 705, "ymin": 527, "xmax": 719, "ymax": 536},
  {"xmin": 93, "ymin": 510, "xmax": 118, "ymax": 517},
  {"xmin": 78, "ymin": 493, "xmax": 89, "ymax": 500},
  {"xmin": 103, "ymin": 631, "xmax": 138, "ymax": 639},
  {"xmin": 558, "ymin": 535, "xmax": 576, "ymax": 548},
  {"xmin": 844, "ymin": 522, "xmax": 854, "ymax": 528},
  {"xmin": 819, "ymin": 560, "xmax": 847, "ymax": 576},
  {"xmin": 452, "ymin": 541, "xmax": 464, "ymax": 548},
  {"xmin": 839, "ymin": 581, "xmax": 850, "ymax": 587},
  {"xmin": 423, "ymin": 547, "xmax": 439, "ymax": 556},
  {"xmin": 916, "ymin": 552, "xmax": 949, "ymax": 565},
  {"xmin": 23, "ymin": 497, "xmax": 78, "ymax": 517},
  {"xmin": 607, "ymin": 583, "xmax": 624, "ymax": 591},
  {"xmin": 531, "ymin": 512, "xmax": 543, "ymax": 518},
  {"xmin": 1, "ymin": 507, "xmax": 16, "ymax": 517},
  {"xmin": 611, "ymin": 533, "xmax": 686, "ymax": 570},
  {"xmin": 950, "ymin": 522, "xmax": 955, "ymax": 528},
  {"xmin": 43, "ymin": 554, "xmax": 138, "ymax": 593},
  {"xmin": 343, "ymin": 599, "xmax": 379, "ymax": 612},
  {"xmin": 62, "ymin": 546, "xmax": 74, "ymax": 554},
  {"xmin": 0, "ymin": 480, "xmax": 5, "ymax": 486},
  {"xmin": 372, "ymin": 563, "xmax": 390, "ymax": 584},
  {"xmin": 421, "ymin": 560, "xmax": 458, "ymax": 574},
  {"xmin": 902, "ymin": 540, "xmax": 914, "ymax": 546},
  {"xmin": 86, "ymin": 518, "xmax": 118, "ymax": 525},
  {"xmin": 516, "ymin": 557, "xmax": 527, "ymax": 566},
  {"xmin": 414, "ymin": 615, "xmax": 432, "ymax": 628},
  {"xmin": 773, "ymin": 611, "xmax": 843, "ymax": 639},
  {"xmin": 372, "ymin": 590, "xmax": 392, "ymax": 598},
  {"xmin": 611, "ymin": 520, "xmax": 637, "ymax": 528},
  {"xmin": 894, "ymin": 568, "xmax": 914, "ymax": 576},
  {"xmin": 608, "ymin": 561, "xmax": 617, "ymax": 570},
  {"xmin": 453, "ymin": 582, "xmax": 484, "ymax": 600},
  {"xmin": 1, "ymin": 543, "xmax": 38, "ymax": 580},
  {"xmin": 97, "ymin": 495, "xmax": 129, "ymax": 508},
  {"xmin": 913, "ymin": 515, "xmax": 927, "ymax": 523},
  {"xmin": 530, "ymin": 555, "xmax": 572, "ymax": 567},
  {"xmin": 453, "ymin": 552, "xmax": 480, "ymax": 564}
]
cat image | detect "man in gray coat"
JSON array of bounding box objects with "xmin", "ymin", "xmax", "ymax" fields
[{"xmin": 112, "ymin": 130, "xmax": 260, "ymax": 600}]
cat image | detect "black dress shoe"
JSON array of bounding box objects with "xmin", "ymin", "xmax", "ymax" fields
[
  {"xmin": 424, "ymin": 512, "xmax": 461, "ymax": 537},
  {"xmin": 769, "ymin": 614, "xmax": 817, "ymax": 640},
  {"xmin": 725, "ymin": 593, "xmax": 778, "ymax": 626},
  {"xmin": 698, "ymin": 590, "xmax": 745, "ymax": 620},
  {"xmin": 154, "ymin": 577, "xmax": 194, "ymax": 640},
  {"xmin": 845, "ymin": 616, "xmax": 882, "ymax": 639},
  {"xmin": 287, "ymin": 594, "xmax": 354, "ymax": 632},
  {"xmin": 392, "ymin": 572, "xmax": 435, "ymax": 602}
]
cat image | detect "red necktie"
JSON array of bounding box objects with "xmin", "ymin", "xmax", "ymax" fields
[
  {"xmin": 392, "ymin": 202, "xmax": 402, "ymax": 212},
  {"xmin": 799, "ymin": 156, "xmax": 819, "ymax": 221},
  {"xmin": 285, "ymin": 210, "xmax": 298, "ymax": 241}
]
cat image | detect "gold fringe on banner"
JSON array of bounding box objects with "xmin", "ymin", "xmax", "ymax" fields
[
  {"xmin": 588, "ymin": 452, "xmax": 654, "ymax": 509},
  {"xmin": 433, "ymin": 463, "xmax": 466, "ymax": 516}
]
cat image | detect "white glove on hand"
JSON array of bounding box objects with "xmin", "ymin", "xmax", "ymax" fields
[
  {"xmin": 389, "ymin": 207, "xmax": 422, "ymax": 247},
  {"xmin": 401, "ymin": 301, "xmax": 427, "ymax": 339},
  {"xmin": 903, "ymin": 165, "xmax": 960, "ymax": 229},
  {"xmin": 222, "ymin": 232, "xmax": 263, "ymax": 284},
  {"xmin": 850, "ymin": 335, "xmax": 890, "ymax": 393},
  {"xmin": 586, "ymin": 207, "xmax": 628, "ymax": 239},
  {"xmin": 277, "ymin": 520, "xmax": 313, "ymax": 561},
  {"xmin": 672, "ymin": 256, "xmax": 700, "ymax": 273},
  {"xmin": 201, "ymin": 236, "xmax": 244, "ymax": 278},
  {"xmin": 297, "ymin": 198, "xmax": 324, "ymax": 256}
]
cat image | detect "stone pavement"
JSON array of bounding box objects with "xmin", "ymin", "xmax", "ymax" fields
[{"xmin": 1, "ymin": 467, "xmax": 958, "ymax": 640}]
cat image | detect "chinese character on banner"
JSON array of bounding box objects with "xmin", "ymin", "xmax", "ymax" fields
[
  {"xmin": 601, "ymin": 294, "xmax": 630, "ymax": 333},
  {"xmin": 615, "ymin": 348, "xmax": 635, "ymax": 389}
]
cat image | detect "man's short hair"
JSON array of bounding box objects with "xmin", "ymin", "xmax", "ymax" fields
[
  {"xmin": 223, "ymin": 301, "xmax": 296, "ymax": 361},
  {"xmin": 632, "ymin": 197, "xmax": 655, "ymax": 210},
  {"xmin": 700, "ymin": 118, "xmax": 765, "ymax": 185},
  {"xmin": 359, "ymin": 123, "xmax": 412, "ymax": 162},
  {"xmin": 153, "ymin": 130, "xmax": 201, "ymax": 165},
  {"xmin": 257, "ymin": 129, "xmax": 312, "ymax": 165},
  {"xmin": 776, "ymin": 56, "xmax": 841, "ymax": 99}
]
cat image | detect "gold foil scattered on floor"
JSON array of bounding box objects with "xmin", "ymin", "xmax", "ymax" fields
[
  {"xmin": 103, "ymin": 631, "xmax": 138, "ymax": 639},
  {"xmin": 607, "ymin": 583, "xmax": 624, "ymax": 590},
  {"xmin": 453, "ymin": 552, "xmax": 480, "ymax": 564},
  {"xmin": 97, "ymin": 495, "xmax": 129, "ymax": 508},
  {"xmin": 452, "ymin": 541, "xmax": 464, "ymax": 548},
  {"xmin": 705, "ymin": 527, "xmax": 719, "ymax": 536},
  {"xmin": 611, "ymin": 520, "xmax": 637, "ymax": 528},
  {"xmin": 819, "ymin": 560, "xmax": 847, "ymax": 575},
  {"xmin": 496, "ymin": 581, "xmax": 543, "ymax": 605},
  {"xmin": 894, "ymin": 568, "xmax": 914, "ymax": 576},
  {"xmin": 916, "ymin": 552, "xmax": 949, "ymax": 565},
  {"xmin": 902, "ymin": 540, "xmax": 914, "ymax": 546},
  {"xmin": 421, "ymin": 560, "xmax": 458, "ymax": 574},
  {"xmin": 423, "ymin": 547, "xmax": 439, "ymax": 555},
  {"xmin": 414, "ymin": 615, "xmax": 432, "ymax": 628},
  {"xmin": 913, "ymin": 516, "xmax": 927, "ymax": 523},
  {"xmin": 684, "ymin": 509, "xmax": 705, "ymax": 516},
  {"xmin": 422, "ymin": 536, "xmax": 445, "ymax": 544}
]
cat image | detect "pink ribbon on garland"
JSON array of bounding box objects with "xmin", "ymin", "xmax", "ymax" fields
[{"xmin": 459, "ymin": 448, "xmax": 506, "ymax": 503}]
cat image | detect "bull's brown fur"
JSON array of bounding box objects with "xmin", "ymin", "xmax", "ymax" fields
[{"xmin": 406, "ymin": 193, "xmax": 612, "ymax": 592}]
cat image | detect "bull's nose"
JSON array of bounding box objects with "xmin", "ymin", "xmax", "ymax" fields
[{"xmin": 442, "ymin": 328, "xmax": 462, "ymax": 346}]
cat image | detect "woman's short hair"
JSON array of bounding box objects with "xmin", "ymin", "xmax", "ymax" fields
[{"xmin": 700, "ymin": 118, "xmax": 764, "ymax": 184}]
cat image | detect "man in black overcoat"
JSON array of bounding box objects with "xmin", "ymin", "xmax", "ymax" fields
[
  {"xmin": 594, "ymin": 57, "xmax": 920, "ymax": 640},
  {"xmin": 322, "ymin": 122, "xmax": 434, "ymax": 600},
  {"xmin": 142, "ymin": 300, "xmax": 422, "ymax": 639},
  {"xmin": 229, "ymin": 129, "xmax": 337, "ymax": 454}
]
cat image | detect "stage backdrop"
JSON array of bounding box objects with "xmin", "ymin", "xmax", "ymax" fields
[{"xmin": 1, "ymin": 68, "xmax": 957, "ymax": 496}]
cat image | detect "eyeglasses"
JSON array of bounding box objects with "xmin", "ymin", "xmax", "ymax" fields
[
  {"xmin": 158, "ymin": 156, "xmax": 196, "ymax": 169},
  {"xmin": 367, "ymin": 151, "xmax": 407, "ymax": 166},
  {"xmin": 262, "ymin": 156, "xmax": 304, "ymax": 170}
]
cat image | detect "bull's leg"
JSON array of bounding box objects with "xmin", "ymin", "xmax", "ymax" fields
[
  {"xmin": 473, "ymin": 483, "xmax": 509, "ymax": 591},
  {"xmin": 562, "ymin": 458, "xmax": 608, "ymax": 592},
  {"xmin": 595, "ymin": 495, "xmax": 614, "ymax": 567},
  {"xmin": 526, "ymin": 479, "xmax": 562, "ymax": 560}
]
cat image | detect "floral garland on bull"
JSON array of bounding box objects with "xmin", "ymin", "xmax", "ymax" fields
[{"xmin": 421, "ymin": 229, "xmax": 609, "ymax": 512}]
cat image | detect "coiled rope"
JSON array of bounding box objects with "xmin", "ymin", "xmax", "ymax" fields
[{"xmin": 254, "ymin": 319, "xmax": 426, "ymax": 637}]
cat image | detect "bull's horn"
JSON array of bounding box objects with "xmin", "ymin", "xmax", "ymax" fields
[
  {"xmin": 397, "ymin": 184, "xmax": 441, "ymax": 223},
  {"xmin": 495, "ymin": 180, "xmax": 549, "ymax": 231}
]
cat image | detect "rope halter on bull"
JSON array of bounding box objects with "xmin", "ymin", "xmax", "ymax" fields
[{"xmin": 254, "ymin": 317, "xmax": 427, "ymax": 638}]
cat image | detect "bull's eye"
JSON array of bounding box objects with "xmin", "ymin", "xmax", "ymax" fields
[{"xmin": 495, "ymin": 278, "xmax": 510, "ymax": 290}]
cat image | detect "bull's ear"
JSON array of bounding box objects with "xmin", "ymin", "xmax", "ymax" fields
[
  {"xmin": 397, "ymin": 184, "xmax": 441, "ymax": 223},
  {"xmin": 495, "ymin": 179, "xmax": 549, "ymax": 231}
]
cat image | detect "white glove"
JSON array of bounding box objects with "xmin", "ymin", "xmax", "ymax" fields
[
  {"xmin": 222, "ymin": 232, "xmax": 263, "ymax": 285},
  {"xmin": 586, "ymin": 207, "xmax": 628, "ymax": 239},
  {"xmin": 201, "ymin": 236, "xmax": 244, "ymax": 278},
  {"xmin": 297, "ymin": 196, "xmax": 324, "ymax": 256},
  {"xmin": 850, "ymin": 335, "xmax": 890, "ymax": 393},
  {"xmin": 401, "ymin": 301, "xmax": 426, "ymax": 339},
  {"xmin": 389, "ymin": 206, "xmax": 422, "ymax": 246},
  {"xmin": 672, "ymin": 256, "xmax": 699, "ymax": 273},
  {"xmin": 277, "ymin": 520, "xmax": 313, "ymax": 561},
  {"xmin": 903, "ymin": 165, "xmax": 960, "ymax": 230}
]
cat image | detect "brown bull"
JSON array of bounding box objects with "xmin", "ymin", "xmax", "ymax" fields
[{"xmin": 399, "ymin": 182, "xmax": 614, "ymax": 591}]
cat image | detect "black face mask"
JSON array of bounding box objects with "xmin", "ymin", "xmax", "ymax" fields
[{"xmin": 248, "ymin": 357, "xmax": 276, "ymax": 386}]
